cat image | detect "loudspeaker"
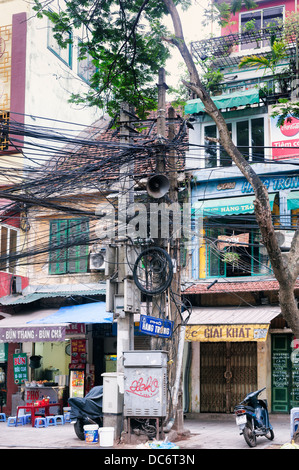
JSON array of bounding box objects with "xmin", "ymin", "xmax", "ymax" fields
[{"xmin": 146, "ymin": 174, "xmax": 170, "ymax": 198}]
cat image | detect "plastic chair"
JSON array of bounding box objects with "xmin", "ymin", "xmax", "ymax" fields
[
  {"xmin": 45, "ymin": 416, "xmax": 56, "ymax": 426},
  {"xmin": 0, "ymin": 413, "xmax": 6, "ymax": 422},
  {"xmin": 7, "ymin": 417, "xmax": 16, "ymax": 426},
  {"xmin": 54, "ymin": 415, "xmax": 64, "ymax": 425},
  {"xmin": 7, "ymin": 416, "xmax": 26, "ymax": 426},
  {"xmin": 34, "ymin": 417, "xmax": 47, "ymax": 428}
]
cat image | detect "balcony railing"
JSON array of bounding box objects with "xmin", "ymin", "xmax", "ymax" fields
[{"xmin": 191, "ymin": 25, "xmax": 296, "ymax": 69}]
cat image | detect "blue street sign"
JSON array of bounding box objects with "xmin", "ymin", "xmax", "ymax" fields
[{"xmin": 139, "ymin": 315, "xmax": 173, "ymax": 338}]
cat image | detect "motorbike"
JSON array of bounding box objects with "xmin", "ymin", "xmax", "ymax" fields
[
  {"xmin": 234, "ymin": 387, "xmax": 274, "ymax": 447},
  {"xmin": 69, "ymin": 386, "xmax": 103, "ymax": 440}
]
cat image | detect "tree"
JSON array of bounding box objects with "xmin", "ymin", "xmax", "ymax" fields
[
  {"xmin": 32, "ymin": 1, "xmax": 299, "ymax": 337},
  {"xmin": 163, "ymin": 0, "xmax": 299, "ymax": 338}
]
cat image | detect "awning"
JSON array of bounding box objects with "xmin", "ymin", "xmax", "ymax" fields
[
  {"xmin": 0, "ymin": 284, "xmax": 106, "ymax": 306},
  {"xmin": 287, "ymin": 190, "xmax": 299, "ymax": 210},
  {"xmin": 185, "ymin": 305, "xmax": 280, "ymax": 342},
  {"xmin": 0, "ymin": 302, "xmax": 113, "ymax": 343},
  {"xmin": 194, "ymin": 193, "xmax": 276, "ymax": 217},
  {"xmin": 30, "ymin": 302, "xmax": 113, "ymax": 325},
  {"xmin": 185, "ymin": 89, "xmax": 260, "ymax": 114}
]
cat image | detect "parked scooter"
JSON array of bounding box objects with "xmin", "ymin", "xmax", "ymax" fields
[
  {"xmin": 234, "ymin": 387, "xmax": 274, "ymax": 447},
  {"xmin": 69, "ymin": 386, "xmax": 103, "ymax": 440}
]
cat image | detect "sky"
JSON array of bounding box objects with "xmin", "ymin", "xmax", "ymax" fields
[{"xmin": 164, "ymin": 0, "xmax": 219, "ymax": 90}]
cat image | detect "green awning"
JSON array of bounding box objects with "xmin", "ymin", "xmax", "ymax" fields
[
  {"xmin": 185, "ymin": 88, "xmax": 260, "ymax": 114},
  {"xmin": 194, "ymin": 193, "xmax": 276, "ymax": 217},
  {"xmin": 287, "ymin": 191, "xmax": 299, "ymax": 210}
]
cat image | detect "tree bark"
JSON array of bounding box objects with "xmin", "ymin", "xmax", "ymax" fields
[{"xmin": 163, "ymin": 0, "xmax": 299, "ymax": 338}]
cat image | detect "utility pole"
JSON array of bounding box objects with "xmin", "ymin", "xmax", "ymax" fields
[
  {"xmin": 116, "ymin": 102, "xmax": 135, "ymax": 373},
  {"xmin": 167, "ymin": 105, "xmax": 185, "ymax": 434},
  {"xmin": 150, "ymin": 68, "xmax": 185, "ymax": 433},
  {"xmin": 151, "ymin": 68, "xmax": 168, "ymax": 349},
  {"xmin": 104, "ymin": 103, "xmax": 138, "ymax": 439}
]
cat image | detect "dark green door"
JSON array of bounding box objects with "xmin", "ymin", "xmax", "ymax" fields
[{"xmin": 272, "ymin": 334, "xmax": 299, "ymax": 412}]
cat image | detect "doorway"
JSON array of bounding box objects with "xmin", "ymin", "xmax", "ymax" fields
[{"xmin": 200, "ymin": 342, "xmax": 257, "ymax": 413}]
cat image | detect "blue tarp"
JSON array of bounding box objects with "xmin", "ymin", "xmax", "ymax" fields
[{"xmin": 27, "ymin": 302, "xmax": 113, "ymax": 325}]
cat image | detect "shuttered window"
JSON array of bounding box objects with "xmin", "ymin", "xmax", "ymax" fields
[{"xmin": 49, "ymin": 219, "xmax": 89, "ymax": 274}]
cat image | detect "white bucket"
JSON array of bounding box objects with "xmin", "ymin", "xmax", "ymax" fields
[
  {"xmin": 83, "ymin": 424, "xmax": 99, "ymax": 444},
  {"xmin": 99, "ymin": 427, "xmax": 114, "ymax": 447}
]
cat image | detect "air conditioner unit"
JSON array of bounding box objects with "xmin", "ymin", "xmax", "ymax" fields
[
  {"xmin": 275, "ymin": 230, "xmax": 295, "ymax": 251},
  {"xmin": 89, "ymin": 248, "xmax": 106, "ymax": 270}
]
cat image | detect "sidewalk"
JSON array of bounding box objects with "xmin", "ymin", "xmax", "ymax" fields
[{"xmin": 0, "ymin": 413, "xmax": 293, "ymax": 450}]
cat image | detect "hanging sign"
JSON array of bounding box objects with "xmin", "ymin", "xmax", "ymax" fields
[
  {"xmin": 217, "ymin": 233, "xmax": 249, "ymax": 250},
  {"xmin": 139, "ymin": 315, "xmax": 173, "ymax": 338},
  {"xmin": 13, "ymin": 353, "xmax": 28, "ymax": 384},
  {"xmin": 185, "ymin": 324, "xmax": 269, "ymax": 342}
]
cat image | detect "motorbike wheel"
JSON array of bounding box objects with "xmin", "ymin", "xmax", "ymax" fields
[
  {"xmin": 243, "ymin": 422, "xmax": 257, "ymax": 447},
  {"xmin": 74, "ymin": 420, "xmax": 85, "ymax": 441},
  {"xmin": 265, "ymin": 428, "xmax": 274, "ymax": 440}
]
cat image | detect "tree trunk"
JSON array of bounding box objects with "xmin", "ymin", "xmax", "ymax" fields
[{"xmin": 163, "ymin": 0, "xmax": 299, "ymax": 338}]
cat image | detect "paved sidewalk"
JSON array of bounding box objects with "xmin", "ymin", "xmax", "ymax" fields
[{"xmin": 0, "ymin": 413, "xmax": 293, "ymax": 450}]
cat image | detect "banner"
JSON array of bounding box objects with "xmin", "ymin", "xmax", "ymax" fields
[
  {"xmin": 271, "ymin": 112, "xmax": 299, "ymax": 160},
  {"xmin": 0, "ymin": 326, "xmax": 66, "ymax": 343},
  {"xmin": 185, "ymin": 324, "xmax": 269, "ymax": 342}
]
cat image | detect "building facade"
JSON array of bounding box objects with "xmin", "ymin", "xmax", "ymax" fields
[
  {"xmin": 183, "ymin": 0, "xmax": 299, "ymax": 414},
  {"xmin": 0, "ymin": 0, "xmax": 102, "ymax": 415}
]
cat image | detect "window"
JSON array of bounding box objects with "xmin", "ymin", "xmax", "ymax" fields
[
  {"xmin": 49, "ymin": 219, "xmax": 89, "ymax": 274},
  {"xmin": 240, "ymin": 6, "xmax": 284, "ymax": 50},
  {"xmin": 0, "ymin": 225, "xmax": 18, "ymax": 273},
  {"xmin": 77, "ymin": 42, "xmax": 97, "ymax": 84},
  {"xmin": 47, "ymin": 19, "xmax": 72, "ymax": 67},
  {"xmin": 203, "ymin": 117, "xmax": 265, "ymax": 168},
  {"xmin": 206, "ymin": 226, "xmax": 270, "ymax": 278}
]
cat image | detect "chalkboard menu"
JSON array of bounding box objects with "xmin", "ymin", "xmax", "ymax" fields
[{"xmin": 272, "ymin": 335, "xmax": 299, "ymax": 412}]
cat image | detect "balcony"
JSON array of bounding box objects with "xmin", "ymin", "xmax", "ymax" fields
[{"xmin": 191, "ymin": 25, "xmax": 296, "ymax": 69}]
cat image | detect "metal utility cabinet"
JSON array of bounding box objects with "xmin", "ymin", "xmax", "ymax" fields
[{"xmin": 123, "ymin": 350, "xmax": 168, "ymax": 441}]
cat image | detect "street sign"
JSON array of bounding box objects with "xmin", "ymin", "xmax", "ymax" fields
[{"xmin": 139, "ymin": 314, "xmax": 173, "ymax": 338}]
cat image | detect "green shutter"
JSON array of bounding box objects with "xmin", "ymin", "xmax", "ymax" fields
[
  {"xmin": 49, "ymin": 220, "xmax": 68, "ymax": 274},
  {"xmin": 49, "ymin": 219, "xmax": 89, "ymax": 274}
]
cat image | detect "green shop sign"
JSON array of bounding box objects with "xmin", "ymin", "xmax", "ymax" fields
[{"xmin": 13, "ymin": 353, "xmax": 28, "ymax": 384}]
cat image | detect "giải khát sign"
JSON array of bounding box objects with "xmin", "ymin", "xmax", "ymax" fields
[
  {"xmin": 185, "ymin": 324, "xmax": 269, "ymax": 342},
  {"xmin": 0, "ymin": 326, "xmax": 66, "ymax": 343}
]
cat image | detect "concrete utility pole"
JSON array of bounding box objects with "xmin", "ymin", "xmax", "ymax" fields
[
  {"xmin": 151, "ymin": 68, "xmax": 169, "ymax": 349},
  {"xmin": 152, "ymin": 68, "xmax": 185, "ymax": 433},
  {"xmin": 103, "ymin": 103, "xmax": 138, "ymax": 438},
  {"xmin": 116, "ymin": 102, "xmax": 135, "ymax": 373}
]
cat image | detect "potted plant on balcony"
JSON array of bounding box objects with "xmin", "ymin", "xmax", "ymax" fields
[
  {"xmin": 238, "ymin": 39, "xmax": 289, "ymax": 101},
  {"xmin": 201, "ymin": 66, "xmax": 224, "ymax": 95}
]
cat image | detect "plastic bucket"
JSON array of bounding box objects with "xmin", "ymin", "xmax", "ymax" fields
[
  {"xmin": 83, "ymin": 424, "xmax": 99, "ymax": 444},
  {"xmin": 99, "ymin": 427, "xmax": 114, "ymax": 447}
]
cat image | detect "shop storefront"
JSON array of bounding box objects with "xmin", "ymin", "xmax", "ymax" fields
[
  {"xmin": 184, "ymin": 305, "xmax": 280, "ymax": 414},
  {"xmin": 0, "ymin": 302, "xmax": 113, "ymax": 415}
]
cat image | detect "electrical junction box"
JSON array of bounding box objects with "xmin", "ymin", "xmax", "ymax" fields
[
  {"xmin": 123, "ymin": 350, "xmax": 167, "ymax": 417},
  {"xmin": 102, "ymin": 372, "xmax": 124, "ymax": 414}
]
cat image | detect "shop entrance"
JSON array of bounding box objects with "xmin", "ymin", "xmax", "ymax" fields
[{"xmin": 200, "ymin": 342, "xmax": 257, "ymax": 413}]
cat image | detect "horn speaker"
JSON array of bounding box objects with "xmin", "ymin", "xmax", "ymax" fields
[{"xmin": 146, "ymin": 174, "xmax": 170, "ymax": 198}]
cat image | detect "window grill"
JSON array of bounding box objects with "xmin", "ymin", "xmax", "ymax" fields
[{"xmin": 191, "ymin": 25, "xmax": 296, "ymax": 69}]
